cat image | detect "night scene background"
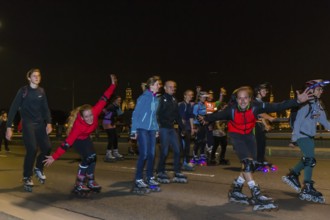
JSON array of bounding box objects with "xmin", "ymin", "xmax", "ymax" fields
[{"xmin": 0, "ymin": 0, "xmax": 329, "ymax": 119}]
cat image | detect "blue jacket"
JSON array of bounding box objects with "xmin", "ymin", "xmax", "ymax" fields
[{"xmin": 131, "ymin": 90, "xmax": 159, "ymax": 134}]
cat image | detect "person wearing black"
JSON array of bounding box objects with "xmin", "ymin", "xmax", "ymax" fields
[
  {"xmin": 6, "ymin": 68, "xmax": 52, "ymax": 192},
  {"xmin": 254, "ymin": 83, "xmax": 275, "ymax": 171},
  {"xmin": 156, "ymin": 80, "xmax": 187, "ymax": 183},
  {"xmin": 0, "ymin": 111, "xmax": 10, "ymax": 152},
  {"xmin": 102, "ymin": 96, "xmax": 124, "ymax": 161}
]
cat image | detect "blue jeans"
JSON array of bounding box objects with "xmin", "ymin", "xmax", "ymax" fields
[
  {"xmin": 135, "ymin": 129, "xmax": 156, "ymax": 180},
  {"xmin": 157, "ymin": 128, "xmax": 181, "ymax": 173}
]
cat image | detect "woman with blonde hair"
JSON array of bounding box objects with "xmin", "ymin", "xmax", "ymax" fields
[{"xmin": 44, "ymin": 74, "xmax": 117, "ymax": 195}]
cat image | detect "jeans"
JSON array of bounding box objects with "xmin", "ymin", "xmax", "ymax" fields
[
  {"xmin": 157, "ymin": 128, "xmax": 181, "ymax": 173},
  {"xmin": 135, "ymin": 129, "xmax": 156, "ymax": 180}
]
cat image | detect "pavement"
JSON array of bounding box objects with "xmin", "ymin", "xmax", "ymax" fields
[{"xmin": 1, "ymin": 140, "xmax": 330, "ymax": 220}]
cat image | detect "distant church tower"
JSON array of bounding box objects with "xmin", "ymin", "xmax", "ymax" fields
[
  {"xmin": 285, "ymin": 85, "xmax": 295, "ymax": 118},
  {"xmin": 289, "ymin": 85, "xmax": 295, "ymax": 99},
  {"xmin": 121, "ymin": 83, "xmax": 134, "ymax": 111}
]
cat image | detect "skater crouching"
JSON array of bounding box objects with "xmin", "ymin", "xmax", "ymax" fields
[
  {"xmin": 43, "ymin": 74, "xmax": 117, "ymax": 195},
  {"xmin": 130, "ymin": 76, "xmax": 162, "ymax": 194},
  {"xmin": 199, "ymin": 86, "xmax": 312, "ymax": 211}
]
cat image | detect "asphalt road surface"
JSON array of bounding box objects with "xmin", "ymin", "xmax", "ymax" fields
[{"xmin": 0, "ymin": 142, "xmax": 329, "ymax": 220}]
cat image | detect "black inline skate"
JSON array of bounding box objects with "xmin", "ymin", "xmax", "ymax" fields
[
  {"xmin": 86, "ymin": 174, "xmax": 102, "ymax": 193},
  {"xmin": 172, "ymin": 172, "xmax": 188, "ymax": 183},
  {"xmin": 23, "ymin": 177, "xmax": 34, "ymax": 192},
  {"xmin": 228, "ymin": 179, "xmax": 249, "ymax": 205},
  {"xmin": 250, "ymin": 185, "xmax": 278, "ymax": 211},
  {"xmin": 147, "ymin": 177, "xmax": 161, "ymax": 192},
  {"xmin": 282, "ymin": 169, "xmax": 301, "ymax": 192},
  {"xmin": 72, "ymin": 175, "xmax": 91, "ymax": 197},
  {"xmin": 299, "ymin": 181, "xmax": 325, "ymax": 203},
  {"xmin": 34, "ymin": 167, "xmax": 46, "ymax": 184},
  {"xmin": 157, "ymin": 172, "xmax": 171, "ymax": 184},
  {"xmin": 132, "ymin": 179, "xmax": 151, "ymax": 194}
]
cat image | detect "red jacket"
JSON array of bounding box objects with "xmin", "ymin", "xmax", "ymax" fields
[
  {"xmin": 227, "ymin": 108, "xmax": 256, "ymax": 134},
  {"xmin": 52, "ymin": 84, "xmax": 116, "ymax": 160}
]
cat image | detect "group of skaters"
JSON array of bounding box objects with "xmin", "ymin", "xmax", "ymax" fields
[{"xmin": 3, "ymin": 68, "xmax": 330, "ymax": 212}]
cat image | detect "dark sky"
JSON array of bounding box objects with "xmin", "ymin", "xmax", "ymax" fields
[{"xmin": 1, "ymin": 0, "xmax": 330, "ymax": 112}]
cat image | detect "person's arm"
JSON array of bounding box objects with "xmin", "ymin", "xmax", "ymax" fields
[
  {"xmin": 92, "ymin": 75, "xmax": 117, "ymax": 117},
  {"xmin": 43, "ymin": 125, "xmax": 80, "ymax": 166},
  {"xmin": 202, "ymin": 107, "xmax": 231, "ymax": 124},
  {"xmin": 6, "ymin": 88, "xmax": 24, "ymax": 140},
  {"xmin": 41, "ymin": 88, "xmax": 53, "ymax": 134}
]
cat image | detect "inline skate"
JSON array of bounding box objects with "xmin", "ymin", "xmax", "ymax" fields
[
  {"xmin": 181, "ymin": 162, "xmax": 195, "ymax": 171},
  {"xmin": 23, "ymin": 177, "xmax": 34, "ymax": 192},
  {"xmin": 250, "ymin": 185, "xmax": 278, "ymax": 211},
  {"xmin": 86, "ymin": 174, "xmax": 102, "ymax": 193},
  {"xmin": 104, "ymin": 150, "xmax": 116, "ymax": 162},
  {"xmin": 299, "ymin": 181, "xmax": 325, "ymax": 203},
  {"xmin": 147, "ymin": 177, "xmax": 161, "ymax": 192},
  {"xmin": 72, "ymin": 175, "xmax": 91, "ymax": 197},
  {"xmin": 113, "ymin": 149, "xmax": 124, "ymax": 160},
  {"xmin": 282, "ymin": 169, "xmax": 301, "ymax": 192},
  {"xmin": 198, "ymin": 154, "xmax": 207, "ymax": 166},
  {"xmin": 132, "ymin": 179, "xmax": 151, "ymax": 194},
  {"xmin": 157, "ymin": 172, "xmax": 171, "ymax": 184},
  {"xmin": 172, "ymin": 172, "xmax": 188, "ymax": 183},
  {"xmin": 228, "ymin": 179, "xmax": 249, "ymax": 205},
  {"xmin": 219, "ymin": 158, "xmax": 230, "ymax": 165},
  {"xmin": 255, "ymin": 161, "xmax": 278, "ymax": 173},
  {"xmin": 34, "ymin": 167, "xmax": 46, "ymax": 184}
]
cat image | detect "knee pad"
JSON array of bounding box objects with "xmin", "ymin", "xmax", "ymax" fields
[
  {"xmin": 302, "ymin": 157, "xmax": 316, "ymax": 167},
  {"xmin": 241, "ymin": 159, "xmax": 255, "ymax": 172},
  {"xmin": 85, "ymin": 153, "xmax": 97, "ymax": 165}
]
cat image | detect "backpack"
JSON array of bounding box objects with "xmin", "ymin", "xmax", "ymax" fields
[{"xmin": 289, "ymin": 102, "xmax": 312, "ymax": 129}]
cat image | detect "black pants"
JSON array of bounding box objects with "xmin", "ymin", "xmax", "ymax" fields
[
  {"xmin": 180, "ymin": 129, "xmax": 191, "ymax": 164},
  {"xmin": 22, "ymin": 122, "xmax": 51, "ymax": 177},
  {"xmin": 0, "ymin": 132, "xmax": 9, "ymax": 151},
  {"xmin": 255, "ymin": 123, "xmax": 267, "ymax": 162},
  {"xmin": 211, "ymin": 135, "xmax": 227, "ymax": 160},
  {"xmin": 105, "ymin": 128, "xmax": 118, "ymax": 150},
  {"xmin": 193, "ymin": 125, "xmax": 207, "ymax": 156},
  {"xmin": 74, "ymin": 137, "xmax": 96, "ymax": 176}
]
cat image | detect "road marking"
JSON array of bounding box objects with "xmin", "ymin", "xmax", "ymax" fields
[{"xmin": 119, "ymin": 166, "xmax": 215, "ymax": 178}]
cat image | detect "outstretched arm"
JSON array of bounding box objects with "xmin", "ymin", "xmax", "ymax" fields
[{"xmin": 92, "ymin": 74, "xmax": 117, "ymax": 116}]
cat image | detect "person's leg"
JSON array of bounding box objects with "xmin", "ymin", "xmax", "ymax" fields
[
  {"xmin": 146, "ymin": 130, "xmax": 156, "ymax": 179},
  {"xmin": 156, "ymin": 128, "xmax": 170, "ymax": 173},
  {"xmin": 169, "ymin": 129, "xmax": 181, "ymax": 173},
  {"xmin": 255, "ymin": 123, "xmax": 266, "ymax": 163},
  {"xmin": 135, "ymin": 129, "xmax": 148, "ymax": 180},
  {"xmin": 22, "ymin": 123, "xmax": 38, "ymax": 178},
  {"xmin": 35, "ymin": 124, "xmax": 51, "ymax": 171}
]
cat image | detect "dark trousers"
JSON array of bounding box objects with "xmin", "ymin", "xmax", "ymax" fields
[
  {"xmin": 255, "ymin": 123, "xmax": 266, "ymax": 162},
  {"xmin": 180, "ymin": 130, "xmax": 191, "ymax": 164},
  {"xmin": 0, "ymin": 133, "xmax": 9, "ymax": 151},
  {"xmin": 211, "ymin": 135, "xmax": 227, "ymax": 160},
  {"xmin": 157, "ymin": 128, "xmax": 181, "ymax": 173},
  {"xmin": 73, "ymin": 137, "xmax": 96, "ymax": 177},
  {"xmin": 193, "ymin": 125, "xmax": 207, "ymax": 156},
  {"xmin": 22, "ymin": 122, "xmax": 51, "ymax": 177},
  {"xmin": 105, "ymin": 128, "xmax": 118, "ymax": 150}
]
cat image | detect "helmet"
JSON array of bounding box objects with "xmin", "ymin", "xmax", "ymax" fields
[
  {"xmin": 305, "ymin": 79, "xmax": 330, "ymax": 90},
  {"xmin": 254, "ymin": 82, "xmax": 270, "ymax": 95},
  {"xmin": 199, "ymin": 91, "xmax": 209, "ymax": 98}
]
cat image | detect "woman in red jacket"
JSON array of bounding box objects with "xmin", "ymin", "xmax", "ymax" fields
[{"xmin": 44, "ymin": 74, "xmax": 117, "ymax": 195}]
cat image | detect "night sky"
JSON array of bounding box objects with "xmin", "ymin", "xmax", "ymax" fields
[{"xmin": 1, "ymin": 0, "xmax": 330, "ymax": 112}]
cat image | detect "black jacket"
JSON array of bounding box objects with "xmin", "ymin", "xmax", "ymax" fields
[{"xmin": 157, "ymin": 93, "xmax": 184, "ymax": 130}]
